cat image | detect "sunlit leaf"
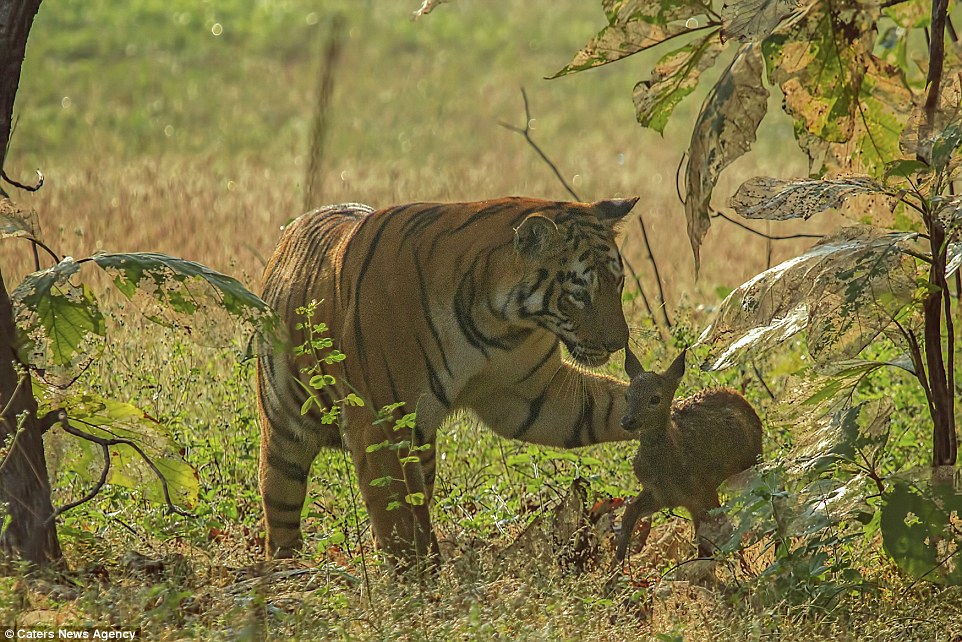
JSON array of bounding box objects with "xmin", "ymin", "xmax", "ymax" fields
[
  {"xmin": 881, "ymin": 470, "xmax": 962, "ymax": 585},
  {"xmin": 685, "ymin": 42, "xmax": 769, "ymax": 271},
  {"xmin": 36, "ymin": 385, "xmax": 199, "ymax": 510},
  {"xmin": 763, "ymin": 2, "xmax": 910, "ymax": 177},
  {"xmin": 12, "ymin": 258, "xmax": 105, "ymax": 377},
  {"xmin": 729, "ymin": 176, "xmax": 888, "ymax": 220},
  {"xmin": 91, "ymin": 252, "xmax": 276, "ymax": 337},
  {"xmin": 697, "ymin": 227, "xmax": 919, "ymax": 369},
  {"xmin": 552, "ymin": 0, "xmax": 715, "ymax": 77},
  {"xmin": 946, "ymin": 242, "xmax": 962, "ymax": 277},
  {"xmin": 633, "ymin": 31, "xmax": 725, "ymax": 133},
  {"xmin": 792, "ymin": 399, "xmax": 893, "ymax": 473},
  {"xmin": 720, "ymin": 0, "xmax": 798, "ymax": 42}
]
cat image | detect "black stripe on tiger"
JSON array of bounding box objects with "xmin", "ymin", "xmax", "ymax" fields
[
  {"xmin": 414, "ymin": 259, "xmax": 454, "ymax": 377},
  {"xmin": 263, "ymin": 494, "xmax": 306, "ymax": 513},
  {"xmin": 266, "ymin": 450, "xmax": 310, "ymax": 484},
  {"xmin": 567, "ymin": 393, "xmax": 595, "ymax": 448},
  {"xmin": 266, "ymin": 518, "xmax": 302, "ymax": 531},
  {"xmin": 513, "ymin": 389, "xmax": 548, "ymax": 440},
  {"xmin": 414, "ymin": 335, "xmax": 451, "ymax": 409}
]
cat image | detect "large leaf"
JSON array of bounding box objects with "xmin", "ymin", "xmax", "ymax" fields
[
  {"xmin": 720, "ymin": 0, "xmax": 798, "ymax": 42},
  {"xmin": 552, "ymin": 0, "xmax": 716, "ymax": 77},
  {"xmin": 12, "ymin": 258, "xmax": 106, "ymax": 377},
  {"xmin": 881, "ymin": 470, "xmax": 962, "ymax": 585},
  {"xmin": 729, "ymin": 176, "xmax": 888, "ymax": 221},
  {"xmin": 685, "ymin": 43, "xmax": 769, "ymax": 271},
  {"xmin": 697, "ymin": 227, "xmax": 919, "ymax": 369},
  {"xmin": 91, "ymin": 252, "xmax": 276, "ymax": 336},
  {"xmin": 762, "ymin": 2, "xmax": 911, "ymax": 177},
  {"xmin": 38, "ymin": 386, "xmax": 199, "ymax": 510},
  {"xmin": 633, "ymin": 31, "xmax": 725, "ymax": 134},
  {"xmin": 791, "ymin": 399, "xmax": 893, "ymax": 473}
]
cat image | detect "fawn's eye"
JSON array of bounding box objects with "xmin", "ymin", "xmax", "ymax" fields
[{"xmin": 649, "ymin": 395, "xmax": 661, "ymax": 406}]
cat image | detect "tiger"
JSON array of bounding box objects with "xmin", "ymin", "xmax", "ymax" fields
[{"xmin": 257, "ymin": 196, "xmax": 640, "ymax": 568}]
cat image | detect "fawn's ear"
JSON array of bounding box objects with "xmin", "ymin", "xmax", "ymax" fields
[
  {"xmin": 624, "ymin": 345, "xmax": 645, "ymax": 379},
  {"xmin": 514, "ymin": 214, "xmax": 562, "ymax": 260},
  {"xmin": 666, "ymin": 348, "xmax": 687, "ymax": 386}
]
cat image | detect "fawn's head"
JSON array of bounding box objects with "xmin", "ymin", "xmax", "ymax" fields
[{"xmin": 621, "ymin": 347, "xmax": 687, "ymax": 432}]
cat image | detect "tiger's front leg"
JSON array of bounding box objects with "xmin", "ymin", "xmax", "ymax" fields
[{"xmin": 345, "ymin": 407, "xmax": 440, "ymax": 572}]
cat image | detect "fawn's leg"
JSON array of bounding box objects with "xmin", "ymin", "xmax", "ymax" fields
[
  {"xmin": 616, "ymin": 489, "xmax": 661, "ymax": 562},
  {"xmin": 689, "ymin": 492, "xmax": 723, "ymax": 558}
]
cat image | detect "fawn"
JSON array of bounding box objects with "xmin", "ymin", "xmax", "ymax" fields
[{"xmin": 616, "ymin": 347, "xmax": 762, "ymax": 561}]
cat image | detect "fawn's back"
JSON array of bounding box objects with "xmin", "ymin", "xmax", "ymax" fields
[{"xmin": 633, "ymin": 388, "xmax": 762, "ymax": 508}]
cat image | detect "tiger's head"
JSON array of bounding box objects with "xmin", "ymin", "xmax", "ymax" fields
[{"xmin": 510, "ymin": 197, "xmax": 639, "ymax": 367}]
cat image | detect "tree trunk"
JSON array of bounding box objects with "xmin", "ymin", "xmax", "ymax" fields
[{"xmin": 0, "ymin": 0, "xmax": 62, "ymax": 567}]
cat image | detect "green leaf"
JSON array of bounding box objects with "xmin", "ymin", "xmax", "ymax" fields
[
  {"xmin": 792, "ymin": 399, "xmax": 893, "ymax": 472},
  {"xmin": 365, "ymin": 440, "xmax": 391, "ymax": 454},
  {"xmin": 405, "ymin": 492, "xmax": 426, "ymax": 506},
  {"xmin": 698, "ymin": 227, "xmax": 919, "ymax": 369},
  {"xmin": 12, "ymin": 258, "xmax": 106, "ymax": 374},
  {"xmin": 36, "ymin": 385, "xmax": 199, "ymax": 509},
  {"xmin": 370, "ymin": 475, "xmax": 394, "ymax": 487},
  {"xmin": 881, "ymin": 472, "xmax": 962, "ymax": 585},
  {"xmin": 91, "ymin": 252, "xmax": 276, "ymax": 336},
  {"xmin": 930, "ymin": 123, "xmax": 962, "ymax": 171},
  {"xmin": 552, "ymin": 0, "xmax": 714, "ymax": 77},
  {"xmin": 763, "ymin": 2, "xmax": 912, "ymax": 177},
  {"xmin": 685, "ymin": 43, "xmax": 769, "ymax": 272},
  {"xmin": 728, "ymin": 176, "xmax": 888, "ymax": 221},
  {"xmin": 632, "ymin": 32, "xmax": 725, "ymax": 134},
  {"xmin": 883, "ymin": 159, "xmax": 929, "ymax": 180}
]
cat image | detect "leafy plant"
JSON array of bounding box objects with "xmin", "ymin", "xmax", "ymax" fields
[
  {"xmin": 0, "ymin": 197, "xmax": 276, "ymax": 557},
  {"xmin": 542, "ymin": 0, "xmax": 962, "ymax": 586}
]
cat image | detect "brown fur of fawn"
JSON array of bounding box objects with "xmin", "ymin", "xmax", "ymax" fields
[{"xmin": 617, "ymin": 347, "xmax": 762, "ymax": 561}]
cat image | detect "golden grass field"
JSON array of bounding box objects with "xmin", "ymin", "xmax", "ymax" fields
[{"xmin": 2, "ymin": 1, "xmax": 960, "ymax": 640}]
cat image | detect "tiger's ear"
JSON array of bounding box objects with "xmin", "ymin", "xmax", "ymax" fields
[
  {"xmin": 592, "ymin": 197, "xmax": 640, "ymax": 226},
  {"xmin": 514, "ymin": 214, "xmax": 562, "ymax": 259}
]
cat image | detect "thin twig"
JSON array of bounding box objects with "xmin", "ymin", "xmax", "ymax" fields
[
  {"xmin": 751, "ymin": 361, "xmax": 775, "ymax": 400},
  {"xmin": 711, "ymin": 210, "xmax": 824, "ymax": 241},
  {"xmin": 498, "ymin": 88, "xmax": 579, "ymax": 201},
  {"xmin": 621, "ymin": 254, "xmax": 656, "ymax": 322},
  {"xmin": 303, "ymin": 16, "xmax": 344, "ymax": 212},
  {"xmin": 637, "ymin": 216, "xmax": 672, "ymax": 328},
  {"xmin": 500, "ymin": 87, "xmax": 673, "ymax": 329},
  {"xmin": 0, "ymin": 374, "xmax": 28, "ymax": 473},
  {"xmin": 891, "ymin": 316, "xmax": 935, "ymax": 417},
  {"xmin": 53, "ymin": 410, "xmax": 194, "ymax": 518},
  {"xmin": 0, "ymin": 372, "xmax": 26, "ymax": 422},
  {"xmin": 50, "ymin": 440, "xmax": 110, "ymax": 521}
]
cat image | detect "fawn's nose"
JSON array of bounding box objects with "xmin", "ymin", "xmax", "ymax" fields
[{"xmin": 620, "ymin": 415, "xmax": 638, "ymax": 431}]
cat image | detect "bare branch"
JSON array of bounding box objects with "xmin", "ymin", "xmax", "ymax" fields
[
  {"xmin": 54, "ymin": 410, "xmax": 194, "ymax": 518},
  {"xmin": 498, "ymin": 87, "xmax": 579, "ymax": 201},
  {"xmin": 637, "ymin": 216, "xmax": 672, "ymax": 328},
  {"xmin": 621, "ymin": 254, "xmax": 655, "ymax": 319},
  {"xmin": 1, "ymin": 167, "xmax": 41, "ymax": 193},
  {"xmin": 711, "ymin": 209, "xmax": 824, "ymax": 240}
]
